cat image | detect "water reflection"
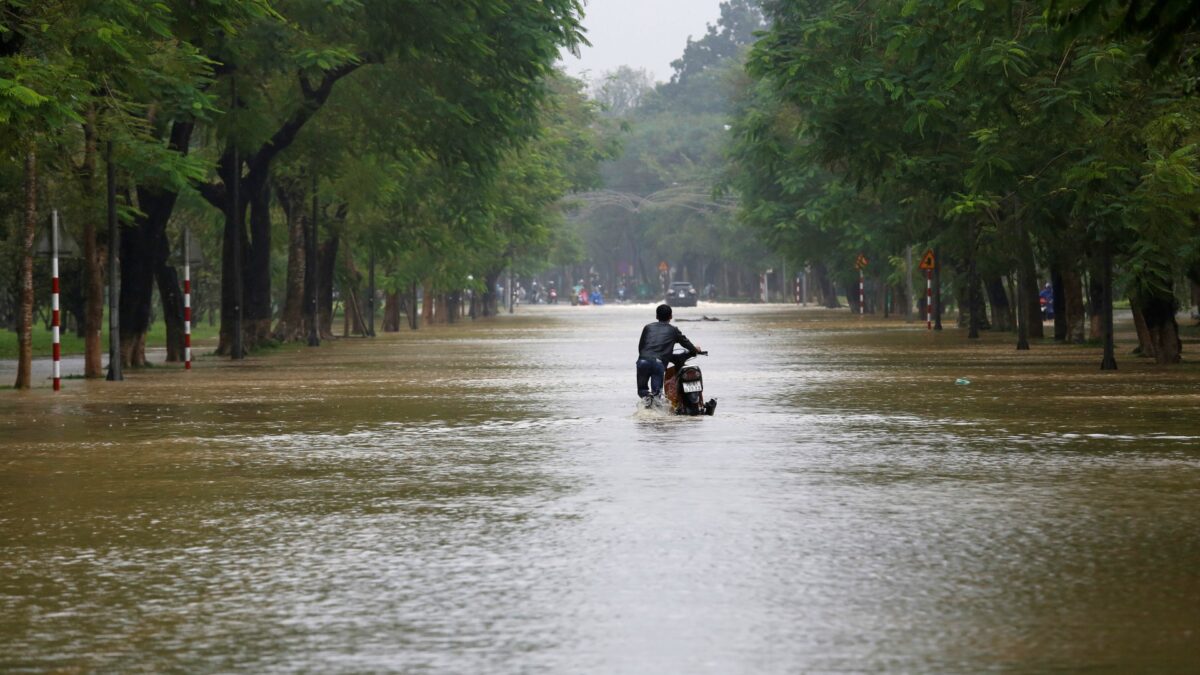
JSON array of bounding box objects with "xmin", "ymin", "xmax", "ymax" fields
[{"xmin": 1, "ymin": 304, "xmax": 1197, "ymax": 671}]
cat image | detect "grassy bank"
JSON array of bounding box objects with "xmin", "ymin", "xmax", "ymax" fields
[{"xmin": 0, "ymin": 317, "xmax": 220, "ymax": 360}]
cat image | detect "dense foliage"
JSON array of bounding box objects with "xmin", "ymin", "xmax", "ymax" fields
[
  {"xmin": 1, "ymin": 0, "xmax": 610, "ymax": 387},
  {"xmin": 728, "ymin": 0, "xmax": 1200, "ymax": 365}
]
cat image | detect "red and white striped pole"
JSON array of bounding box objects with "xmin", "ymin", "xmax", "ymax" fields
[
  {"xmin": 925, "ymin": 269, "xmax": 933, "ymax": 330},
  {"xmin": 51, "ymin": 209, "xmax": 61, "ymax": 391},
  {"xmin": 184, "ymin": 226, "xmax": 192, "ymax": 370},
  {"xmin": 859, "ymin": 268, "xmax": 865, "ymax": 315}
]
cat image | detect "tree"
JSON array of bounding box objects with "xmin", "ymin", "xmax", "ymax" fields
[
  {"xmin": 192, "ymin": 0, "xmax": 586, "ymax": 354},
  {"xmin": 668, "ymin": 0, "xmax": 766, "ymax": 88},
  {"xmin": 592, "ymin": 66, "xmax": 655, "ymax": 117},
  {"xmin": 1054, "ymin": 0, "xmax": 1200, "ymax": 64},
  {"xmin": 1, "ymin": 4, "xmax": 81, "ymax": 387},
  {"xmin": 733, "ymin": 0, "xmax": 1200, "ymax": 365}
]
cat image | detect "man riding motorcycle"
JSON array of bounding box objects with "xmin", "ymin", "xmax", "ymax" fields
[{"xmin": 635, "ymin": 304, "xmax": 701, "ymax": 408}]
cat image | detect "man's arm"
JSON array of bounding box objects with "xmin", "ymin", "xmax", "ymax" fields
[
  {"xmin": 638, "ymin": 325, "xmax": 648, "ymax": 355},
  {"xmin": 673, "ymin": 326, "xmax": 699, "ymax": 354}
]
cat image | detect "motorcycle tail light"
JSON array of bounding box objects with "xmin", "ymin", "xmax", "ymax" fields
[{"xmin": 681, "ymin": 370, "xmax": 701, "ymax": 382}]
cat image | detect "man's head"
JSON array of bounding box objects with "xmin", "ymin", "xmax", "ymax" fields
[{"xmin": 656, "ymin": 304, "xmax": 672, "ymax": 321}]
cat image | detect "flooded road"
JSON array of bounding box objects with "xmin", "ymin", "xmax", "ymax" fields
[{"xmin": 2, "ymin": 304, "xmax": 1198, "ymax": 672}]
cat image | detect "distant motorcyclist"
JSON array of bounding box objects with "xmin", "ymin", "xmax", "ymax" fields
[
  {"xmin": 1039, "ymin": 282, "xmax": 1054, "ymax": 320},
  {"xmin": 636, "ymin": 304, "xmax": 701, "ymax": 406}
]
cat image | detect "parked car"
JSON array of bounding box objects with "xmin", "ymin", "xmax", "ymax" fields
[{"xmin": 666, "ymin": 281, "xmax": 698, "ymax": 307}]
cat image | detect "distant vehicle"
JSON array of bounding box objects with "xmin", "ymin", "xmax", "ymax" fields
[{"xmin": 666, "ymin": 281, "xmax": 698, "ymax": 307}]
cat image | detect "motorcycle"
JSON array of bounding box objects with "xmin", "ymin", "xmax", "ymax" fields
[
  {"xmin": 549, "ymin": 288, "xmax": 558, "ymax": 304},
  {"xmin": 662, "ymin": 349, "xmax": 717, "ymax": 416},
  {"xmin": 1039, "ymin": 284, "xmax": 1054, "ymax": 320}
]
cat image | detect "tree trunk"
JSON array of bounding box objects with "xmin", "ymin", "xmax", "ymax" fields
[
  {"xmin": 933, "ymin": 246, "xmax": 944, "ymax": 330},
  {"xmin": 1051, "ymin": 266, "xmax": 1067, "ymax": 342},
  {"xmin": 1013, "ymin": 231, "xmax": 1043, "ymax": 339},
  {"xmin": 812, "ymin": 262, "xmax": 840, "ymax": 308},
  {"xmin": 447, "ymin": 292, "xmax": 461, "ymax": 324},
  {"xmin": 431, "ymin": 294, "xmax": 445, "ymax": 324},
  {"xmin": 105, "ymin": 141, "xmax": 123, "ymax": 381},
  {"xmin": 967, "ymin": 224, "xmax": 982, "ymax": 338},
  {"xmin": 1088, "ymin": 271, "xmax": 1104, "ymax": 341},
  {"xmin": 1063, "ymin": 268, "xmax": 1086, "ymax": 343},
  {"xmin": 318, "ymin": 235, "xmax": 339, "ymax": 339},
  {"xmin": 1130, "ymin": 303, "xmax": 1156, "ymax": 359},
  {"xmin": 217, "ymin": 159, "xmax": 247, "ymax": 356},
  {"xmin": 1022, "ymin": 257, "xmax": 1041, "ymax": 338},
  {"xmin": 1100, "ymin": 247, "xmax": 1117, "ymax": 371},
  {"xmin": 904, "ymin": 246, "xmax": 915, "ymax": 318},
  {"xmin": 422, "ymin": 283, "xmax": 434, "ymax": 324},
  {"xmin": 81, "ymin": 118, "xmax": 105, "ymax": 378},
  {"xmin": 985, "ymin": 276, "xmax": 1013, "ymax": 332},
  {"xmin": 61, "ymin": 260, "xmax": 86, "ymax": 339},
  {"xmin": 408, "ymin": 282, "xmax": 419, "ymax": 330},
  {"xmin": 245, "ymin": 176, "xmax": 273, "ymax": 346},
  {"xmin": 383, "ymin": 290, "xmax": 401, "ymax": 332},
  {"xmin": 157, "ymin": 265, "xmax": 185, "ymax": 361},
  {"xmin": 1136, "ymin": 290, "xmax": 1182, "ymax": 364},
  {"xmin": 1024, "ymin": 280, "xmax": 1044, "ymax": 339},
  {"xmin": 118, "ymin": 206, "xmax": 154, "ymax": 367},
  {"xmin": 1016, "ymin": 269, "xmax": 1030, "ymax": 351},
  {"xmin": 346, "ymin": 285, "xmax": 367, "ymax": 336},
  {"xmin": 366, "ymin": 250, "xmax": 376, "ymax": 336},
  {"xmin": 1015, "ymin": 218, "xmax": 1031, "ymax": 350},
  {"xmin": 971, "ymin": 281, "xmax": 990, "ymax": 330},
  {"xmin": 954, "ymin": 269, "xmax": 970, "ymax": 329},
  {"xmin": 893, "ymin": 280, "xmax": 909, "ymax": 319},
  {"xmin": 14, "ymin": 149, "xmax": 37, "ymax": 390},
  {"xmin": 342, "ymin": 247, "xmax": 366, "ymax": 335},
  {"xmin": 483, "ymin": 270, "xmax": 501, "ymax": 317},
  {"xmin": 272, "ymin": 178, "xmax": 308, "ymax": 342}
]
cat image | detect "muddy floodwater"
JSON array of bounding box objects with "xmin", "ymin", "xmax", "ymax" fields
[{"xmin": 2, "ymin": 304, "xmax": 1198, "ymax": 672}]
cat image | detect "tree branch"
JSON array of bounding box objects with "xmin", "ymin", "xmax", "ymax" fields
[
  {"xmin": 247, "ymin": 60, "xmax": 367, "ymax": 176},
  {"xmin": 197, "ymin": 181, "xmax": 226, "ymax": 211}
]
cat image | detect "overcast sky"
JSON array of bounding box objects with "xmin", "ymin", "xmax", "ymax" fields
[{"xmin": 561, "ymin": 0, "xmax": 727, "ymax": 84}]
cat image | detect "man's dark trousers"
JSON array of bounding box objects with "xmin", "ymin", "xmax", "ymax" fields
[{"xmin": 636, "ymin": 358, "xmax": 665, "ymax": 398}]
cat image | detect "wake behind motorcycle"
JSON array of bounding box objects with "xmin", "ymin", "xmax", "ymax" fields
[{"xmin": 663, "ymin": 349, "xmax": 717, "ymax": 416}]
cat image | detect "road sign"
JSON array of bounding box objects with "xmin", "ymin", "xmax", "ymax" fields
[
  {"xmin": 918, "ymin": 248, "xmax": 936, "ymax": 270},
  {"xmin": 658, "ymin": 261, "xmax": 669, "ymax": 273},
  {"xmin": 855, "ymin": 254, "xmax": 869, "ymax": 270}
]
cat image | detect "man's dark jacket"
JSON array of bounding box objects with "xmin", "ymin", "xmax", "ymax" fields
[{"xmin": 638, "ymin": 321, "xmax": 697, "ymax": 363}]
